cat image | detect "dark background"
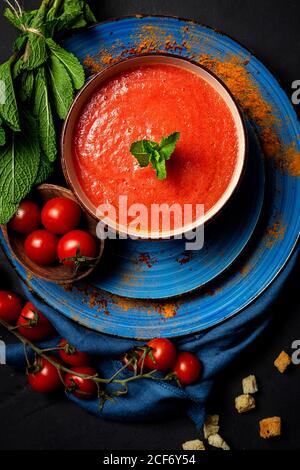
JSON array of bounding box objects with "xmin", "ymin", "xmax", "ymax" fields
[{"xmin": 0, "ymin": 0, "xmax": 299, "ymax": 451}]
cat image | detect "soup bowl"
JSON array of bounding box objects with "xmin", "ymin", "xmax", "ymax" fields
[{"xmin": 61, "ymin": 54, "xmax": 247, "ymax": 240}]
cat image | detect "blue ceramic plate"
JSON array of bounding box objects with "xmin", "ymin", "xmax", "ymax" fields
[
  {"xmin": 1, "ymin": 17, "xmax": 299, "ymax": 338},
  {"xmin": 92, "ymin": 121, "xmax": 264, "ymax": 298}
]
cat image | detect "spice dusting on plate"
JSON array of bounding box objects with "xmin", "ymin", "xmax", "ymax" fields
[
  {"xmin": 158, "ymin": 304, "xmax": 178, "ymax": 318},
  {"xmin": 265, "ymin": 221, "xmax": 286, "ymax": 248}
]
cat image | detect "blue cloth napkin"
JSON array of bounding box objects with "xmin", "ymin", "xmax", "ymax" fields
[{"xmin": 6, "ymin": 248, "xmax": 298, "ymax": 429}]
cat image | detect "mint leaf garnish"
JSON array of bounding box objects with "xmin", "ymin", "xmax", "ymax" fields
[{"xmin": 130, "ymin": 132, "xmax": 180, "ymax": 180}]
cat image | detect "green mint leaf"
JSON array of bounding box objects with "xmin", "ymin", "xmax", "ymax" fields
[
  {"xmin": 84, "ymin": 3, "xmax": 97, "ymax": 23},
  {"xmin": 23, "ymin": 33, "xmax": 48, "ymax": 70},
  {"xmin": 130, "ymin": 132, "xmax": 180, "ymax": 180},
  {"xmin": 153, "ymin": 157, "xmax": 167, "ymax": 180},
  {"xmin": 3, "ymin": 8, "xmax": 23, "ymax": 30},
  {"xmin": 44, "ymin": 13, "xmax": 81, "ymax": 36},
  {"xmin": 0, "ymin": 110, "xmax": 40, "ymax": 223},
  {"xmin": 18, "ymin": 70, "xmax": 35, "ymax": 102},
  {"xmin": 34, "ymin": 152, "xmax": 54, "ymax": 186},
  {"xmin": 159, "ymin": 131, "xmax": 180, "ymax": 160},
  {"xmin": 0, "ymin": 118, "xmax": 6, "ymax": 147},
  {"xmin": 12, "ymin": 58, "xmax": 24, "ymax": 80},
  {"xmin": 4, "ymin": 8, "xmax": 36, "ymax": 31},
  {"xmin": 0, "ymin": 196, "xmax": 18, "ymax": 224},
  {"xmin": 0, "ymin": 59, "xmax": 20, "ymax": 131},
  {"xmin": 47, "ymin": 54, "xmax": 74, "ymax": 120},
  {"xmin": 46, "ymin": 38, "xmax": 85, "ymax": 90},
  {"xmin": 59, "ymin": 1, "xmax": 97, "ymax": 30},
  {"xmin": 13, "ymin": 35, "xmax": 28, "ymax": 54},
  {"xmin": 130, "ymin": 141, "xmax": 151, "ymax": 167},
  {"xmin": 33, "ymin": 67, "xmax": 56, "ymax": 162}
]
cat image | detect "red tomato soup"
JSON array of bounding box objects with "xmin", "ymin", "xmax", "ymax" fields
[{"xmin": 74, "ymin": 64, "xmax": 239, "ymax": 233}]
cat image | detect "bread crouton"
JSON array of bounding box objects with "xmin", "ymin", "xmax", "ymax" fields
[
  {"xmin": 259, "ymin": 416, "xmax": 281, "ymax": 439},
  {"xmin": 203, "ymin": 414, "xmax": 220, "ymax": 439},
  {"xmin": 235, "ymin": 394, "xmax": 256, "ymax": 413},
  {"xmin": 274, "ymin": 351, "xmax": 291, "ymax": 373},
  {"xmin": 242, "ymin": 375, "xmax": 258, "ymax": 394},
  {"xmin": 208, "ymin": 433, "xmax": 230, "ymax": 450},
  {"xmin": 182, "ymin": 439, "xmax": 205, "ymax": 450}
]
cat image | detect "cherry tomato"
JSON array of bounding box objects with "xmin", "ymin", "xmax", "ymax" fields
[
  {"xmin": 65, "ymin": 366, "xmax": 98, "ymax": 399},
  {"xmin": 59, "ymin": 338, "xmax": 91, "ymax": 366},
  {"xmin": 0, "ymin": 291, "xmax": 22, "ymax": 324},
  {"xmin": 24, "ymin": 229, "xmax": 58, "ymax": 265},
  {"xmin": 144, "ymin": 338, "xmax": 177, "ymax": 371},
  {"xmin": 57, "ymin": 230, "xmax": 97, "ymax": 267},
  {"xmin": 173, "ymin": 352, "xmax": 202, "ymax": 385},
  {"xmin": 41, "ymin": 197, "xmax": 81, "ymax": 235},
  {"xmin": 17, "ymin": 302, "xmax": 54, "ymax": 341},
  {"xmin": 27, "ymin": 356, "xmax": 62, "ymax": 393},
  {"xmin": 9, "ymin": 200, "xmax": 41, "ymax": 234}
]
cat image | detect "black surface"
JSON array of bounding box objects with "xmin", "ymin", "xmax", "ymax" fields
[{"xmin": 0, "ymin": 0, "xmax": 299, "ymax": 451}]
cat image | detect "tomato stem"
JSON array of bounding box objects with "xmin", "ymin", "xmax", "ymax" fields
[{"xmin": 0, "ymin": 318, "xmax": 173, "ymax": 387}]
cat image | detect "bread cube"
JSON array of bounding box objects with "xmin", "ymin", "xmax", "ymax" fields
[
  {"xmin": 274, "ymin": 351, "xmax": 291, "ymax": 373},
  {"xmin": 208, "ymin": 433, "xmax": 230, "ymax": 450},
  {"xmin": 235, "ymin": 394, "xmax": 256, "ymax": 413},
  {"xmin": 203, "ymin": 414, "xmax": 220, "ymax": 439},
  {"xmin": 242, "ymin": 374, "xmax": 258, "ymax": 394},
  {"xmin": 182, "ymin": 439, "xmax": 205, "ymax": 450},
  {"xmin": 259, "ymin": 416, "xmax": 281, "ymax": 439}
]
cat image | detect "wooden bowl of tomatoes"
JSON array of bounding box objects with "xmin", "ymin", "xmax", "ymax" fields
[{"xmin": 1, "ymin": 184, "xmax": 105, "ymax": 284}]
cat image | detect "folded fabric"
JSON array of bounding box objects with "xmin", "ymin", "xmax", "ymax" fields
[{"xmin": 6, "ymin": 248, "xmax": 298, "ymax": 429}]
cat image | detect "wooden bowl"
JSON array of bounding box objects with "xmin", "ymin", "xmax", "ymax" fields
[{"xmin": 1, "ymin": 184, "xmax": 105, "ymax": 285}]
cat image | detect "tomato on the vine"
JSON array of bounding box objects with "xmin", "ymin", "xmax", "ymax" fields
[
  {"xmin": 59, "ymin": 338, "xmax": 91, "ymax": 366},
  {"xmin": 9, "ymin": 200, "xmax": 41, "ymax": 234},
  {"xmin": 27, "ymin": 356, "xmax": 62, "ymax": 393},
  {"xmin": 17, "ymin": 302, "xmax": 54, "ymax": 341},
  {"xmin": 24, "ymin": 229, "xmax": 58, "ymax": 265},
  {"xmin": 57, "ymin": 230, "xmax": 97, "ymax": 268},
  {"xmin": 41, "ymin": 197, "xmax": 81, "ymax": 235},
  {"xmin": 65, "ymin": 366, "xmax": 98, "ymax": 399},
  {"xmin": 143, "ymin": 338, "xmax": 177, "ymax": 371},
  {"xmin": 0, "ymin": 291, "xmax": 22, "ymax": 324},
  {"xmin": 173, "ymin": 352, "xmax": 202, "ymax": 385}
]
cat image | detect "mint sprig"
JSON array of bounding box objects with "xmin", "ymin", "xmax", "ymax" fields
[{"xmin": 130, "ymin": 132, "xmax": 180, "ymax": 180}]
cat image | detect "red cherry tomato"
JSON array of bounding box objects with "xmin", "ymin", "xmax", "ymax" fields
[
  {"xmin": 65, "ymin": 366, "xmax": 98, "ymax": 399},
  {"xmin": 0, "ymin": 291, "xmax": 22, "ymax": 324},
  {"xmin": 57, "ymin": 230, "xmax": 97, "ymax": 267},
  {"xmin": 144, "ymin": 338, "xmax": 177, "ymax": 371},
  {"xmin": 9, "ymin": 200, "xmax": 41, "ymax": 234},
  {"xmin": 24, "ymin": 229, "xmax": 58, "ymax": 265},
  {"xmin": 58, "ymin": 338, "xmax": 91, "ymax": 366},
  {"xmin": 173, "ymin": 352, "xmax": 202, "ymax": 385},
  {"xmin": 41, "ymin": 197, "xmax": 81, "ymax": 235},
  {"xmin": 27, "ymin": 356, "xmax": 62, "ymax": 393},
  {"xmin": 17, "ymin": 302, "xmax": 54, "ymax": 341}
]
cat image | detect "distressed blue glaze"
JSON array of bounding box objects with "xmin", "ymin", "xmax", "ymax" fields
[{"xmin": 1, "ymin": 17, "xmax": 299, "ymax": 338}]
